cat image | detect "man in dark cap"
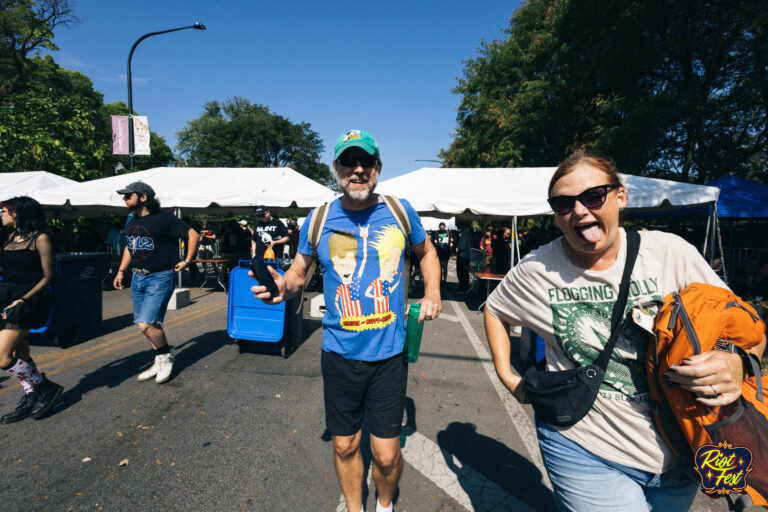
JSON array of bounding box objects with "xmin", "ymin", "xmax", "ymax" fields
[
  {"xmin": 251, "ymin": 206, "xmax": 289, "ymax": 259},
  {"xmin": 112, "ymin": 182, "xmax": 200, "ymax": 384}
]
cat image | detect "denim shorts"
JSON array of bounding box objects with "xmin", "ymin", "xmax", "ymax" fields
[
  {"xmin": 536, "ymin": 418, "xmax": 698, "ymax": 511},
  {"xmin": 131, "ymin": 270, "xmax": 176, "ymax": 326}
]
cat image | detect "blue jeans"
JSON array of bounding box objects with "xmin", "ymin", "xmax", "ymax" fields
[
  {"xmin": 536, "ymin": 419, "xmax": 698, "ymax": 511},
  {"xmin": 131, "ymin": 270, "xmax": 175, "ymax": 325}
]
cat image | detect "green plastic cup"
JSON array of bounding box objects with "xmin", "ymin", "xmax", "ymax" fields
[{"xmin": 403, "ymin": 303, "xmax": 424, "ymax": 363}]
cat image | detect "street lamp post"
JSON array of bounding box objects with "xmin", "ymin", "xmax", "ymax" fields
[{"xmin": 127, "ymin": 22, "xmax": 206, "ymax": 169}]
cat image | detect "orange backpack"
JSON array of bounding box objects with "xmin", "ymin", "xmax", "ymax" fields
[{"xmin": 647, "ymin": 283, "xmax": 767, "ymax": 509}]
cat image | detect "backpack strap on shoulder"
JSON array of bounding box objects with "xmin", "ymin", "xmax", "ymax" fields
[
  {"xmin": 380, "ymin": 195, "xmax": 411, "ymax": 241},
  {"xmin": 303, "ymin": 202, "xmax": 331, "ymax": 290},
  {"xmin": 380, "ymin": 195, "xmax": 413, "ymax": 311}
]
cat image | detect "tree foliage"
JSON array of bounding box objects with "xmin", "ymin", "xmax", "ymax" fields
[
  {"xmin": 0, "ymin": 0, "xmax": 77, "ymax": 101},
  {"xmin": 0, "ymin": 56, "xmax": 174, "ymax": 179},
  {"xmin": 442, "ymin": 0, "xmax": 768, "ymax": 183},
  {"xmin": 176, "ymin": 97, "xmax": 333, "ymax": 185}
]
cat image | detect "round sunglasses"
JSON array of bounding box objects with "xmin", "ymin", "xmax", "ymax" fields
[{"xmin": 547, "ymin": 184, "xmax": 619, "ymax": 215}]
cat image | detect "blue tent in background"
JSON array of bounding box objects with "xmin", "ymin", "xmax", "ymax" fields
[
  {"xmin": 629, "ymin": 174, "xmax": 768, "ymax": 219},
  {"xmin": 706, "ymin": 175, "xmax": 768, "ymax": 218}
]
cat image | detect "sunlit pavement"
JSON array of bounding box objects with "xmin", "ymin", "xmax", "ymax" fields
[{"xmin": 0, "ymin": 261, "xmax": 728, "ymax": 511}]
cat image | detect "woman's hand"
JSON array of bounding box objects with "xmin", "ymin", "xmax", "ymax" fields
[
  {"xmin": 2, "ymin": 299, "xmax": 24, "ymax": 320},
  {"xmin": 664, "ymin": 351, "xmax": 743, "ymax": 407}
]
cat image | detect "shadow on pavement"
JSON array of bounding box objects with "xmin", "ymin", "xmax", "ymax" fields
[
  {"xmin": 44, "ymin": 329, "xmax": 230, "ymax": 418},
  {"xmin": 437, "ymin": 421, "xmax": 556, "ymax": 511}
]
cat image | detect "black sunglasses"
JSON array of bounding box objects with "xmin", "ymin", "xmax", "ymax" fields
[
  {"xmin": 547, "ymin": 184, "xmax": 618, "ymax": 215},
  {"xmin": 337, "ymin": 154, "xmax": 378, "ymax": 169},
  {"xmin": 122, "ymin": 193, "xmax": 135, "ymax": 200}
]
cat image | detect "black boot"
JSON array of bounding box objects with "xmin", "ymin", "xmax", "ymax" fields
[
  {"xmin": 29, "ymin": 376, "xmax": 63, "ymax": 420},
  {"xmin": 0, "ymin": 391, "xmax": 39, "ymax": 424}
]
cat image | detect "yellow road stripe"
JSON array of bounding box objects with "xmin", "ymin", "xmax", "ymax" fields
[
  {"xmin": 0, "ymin": 302, "xmax": 227, "ymax": 396},
  {"xmin": 30, "ymin": 300, "xmax": 226, "ymax": 365}
]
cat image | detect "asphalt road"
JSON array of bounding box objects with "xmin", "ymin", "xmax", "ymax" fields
[{"xmin": 0, "ymin": 262, "xmax": 734, "ymax": 511}]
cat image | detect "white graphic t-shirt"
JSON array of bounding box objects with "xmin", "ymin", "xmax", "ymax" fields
[{"xmin": 486, "ymin": 229, "xmax": 726, "ymax": 473}]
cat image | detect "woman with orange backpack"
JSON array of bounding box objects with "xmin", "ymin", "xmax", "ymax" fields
[{"xmin": 484, "ymin": 152, "xmax": 765, "ymax": 511}]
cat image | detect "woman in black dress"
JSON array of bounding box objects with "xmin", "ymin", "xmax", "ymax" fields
[{"xmin": 0, "ymin": 196, "xmax": 62, "ymax": 423}]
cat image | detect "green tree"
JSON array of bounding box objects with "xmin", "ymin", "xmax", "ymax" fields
[
  {"xmin": 442, "ymin": 0, "xmax": 768, "ymax": 183},
  {"xmin": 0, "ymin": 0, "xmax": 77, "ymax": 101},
  {"xmin": 176, "ymin": 97, "xmax": 333, "ymax": 185},
  {"xmin": 0, "ymin": 54, "xmax": 108, "ymax": 179}
]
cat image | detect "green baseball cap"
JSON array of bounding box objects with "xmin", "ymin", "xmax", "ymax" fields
[{"xmin": 334, "ymin": 130, "xmax": 379, "ymax": 160}]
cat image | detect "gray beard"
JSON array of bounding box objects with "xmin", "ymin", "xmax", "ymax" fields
[{"xmin": 338, "ymin": 177, "xmax": 377, "ymax": 202}]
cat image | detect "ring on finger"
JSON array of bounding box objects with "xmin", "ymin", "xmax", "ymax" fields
[{"xmin": 709, "ymin": 384, "xmax": 720, "ymax": 397}]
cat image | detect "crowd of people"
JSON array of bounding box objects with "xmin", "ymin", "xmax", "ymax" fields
[{"xmin": 1, "ymin": 129, "xmax": 765, "ymax": 512}]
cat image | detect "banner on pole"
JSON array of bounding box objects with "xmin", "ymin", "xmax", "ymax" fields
[
  {"xmin": 111, "ymin": 115, "xmax": 151, "ymax": 155},
  {"xmin": 111, "ymin": 115, "xmax": 129, "ymax": 154},
  {"xmin": 133, "ymin": 116, "xmax": 151, "ymax": 155}
]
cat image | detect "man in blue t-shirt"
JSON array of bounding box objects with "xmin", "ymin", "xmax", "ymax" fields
[{"xmin": 251, "ymin": 130, "xmax": 441, "ymax": 512}]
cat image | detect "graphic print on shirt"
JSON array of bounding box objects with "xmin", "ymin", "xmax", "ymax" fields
[
  {"xmin": 330, "ymin": 231, "xmax": 363, "ymax": 319},
  {"xmin": 328, "ymin": 224, "xmax": 404, "ymax": 332},
  {"xmin": 125, "ymin": 224, "xmax": 154, "ymax": 262},
  {"xmin": 548, "ymin": 278, "xmax": 662, "ymax": 399}
]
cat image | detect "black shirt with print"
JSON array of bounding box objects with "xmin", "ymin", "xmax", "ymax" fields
[
  {"xmin": 252, "ymin": 218, "xmax": 289, "ymax": 257},
  {"xmin": 125, "ymin": 212, "xmax": 191, "ymax": 273}
]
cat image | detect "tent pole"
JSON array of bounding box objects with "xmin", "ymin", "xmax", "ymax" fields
[
  {"xmin": 513, "ymin": 216, "xmax": 520, "ymax": 266},
  {"xmin": 702, "ymin": 207, "xmax": 711, "ymax": 257},
  {"xmin": 714, "ymin": 204, "xmax": 727, "ymax": 284},
  {"xmin": 176, "ymin": 207, "xmax": 183, "ymax": 288},
  {"xmin": 709, "ymin": 203, "xmax": 717, "ymax": 265}
]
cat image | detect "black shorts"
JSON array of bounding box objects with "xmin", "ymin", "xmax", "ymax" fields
[{"xmin": 321, "ymin": 350, "xmax": 407, "ymax": 439}]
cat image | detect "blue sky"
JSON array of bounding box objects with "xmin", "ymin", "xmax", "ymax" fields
[{"xmin": 51, "ymin": 0, "xmax": 520, "ymax": 178}]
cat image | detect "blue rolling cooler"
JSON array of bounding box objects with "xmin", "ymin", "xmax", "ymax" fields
[
  {"xmin": 227, "ymin": 260, "xmax": 304, "ymax": 357},
  {"xmin": 30, "ymin": 252, "xmax": 111, "ymax": 348}
]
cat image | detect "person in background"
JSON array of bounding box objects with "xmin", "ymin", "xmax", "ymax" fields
[
  {"xmin": 199, "ymin": 218, "xmax": 216, "ymax": 258},
  {"xmin": 456, "ymin": 220, "xmax": 473, "ymax": 292},
  {"xmin": 431, "ymin": 222, "xmax": 451, "ymax": 284},
  {"xmin": 484, "ymin": 151, "xmax": 764, "ymax": 511},
  {"xmin": 238, "ymin": 220, "xmax": 253, "ymax": 261},
  {"xmin": 113, "ymin": 182, "xmax": 200, "ymax": 385},
  {"xmin": 219, "ymin": 219, "xmax": 245, "ymax": 279},
  {"xmin": 0, "ymin": 196, "xmax": 62, "ymax": 423},
  {"xmin": 479, "ymin": 228, "xmax": 494, "ymax": 272},
  {"xmin": 251, "ymin": 206, "xmax": 289, "ymax": 259},
  {"xmin": 287, "ymin": 218, "xmax": 300, "ymax": 259}
]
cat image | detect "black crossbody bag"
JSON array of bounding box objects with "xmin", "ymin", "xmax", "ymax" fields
[{"xmin": 523, "ymin": 230, "xmax": 640, "ymax": 427}]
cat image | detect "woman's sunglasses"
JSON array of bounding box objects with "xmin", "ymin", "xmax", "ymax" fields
[
  {"xmin": 547, "ymin": 184, "xmax": 618, "ymax": 215},
  {"xmin": 337, "ymin": 154, "xmax": 378, "ymax": 169}
]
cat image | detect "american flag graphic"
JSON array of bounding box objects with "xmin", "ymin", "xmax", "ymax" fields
[
  {"xmin": 370, "ymin": 278, "xmax": 390, "ymax": 313},
  {"xmin": 336, "ymin": 284, "xmax": 362, "ymax": 317}
]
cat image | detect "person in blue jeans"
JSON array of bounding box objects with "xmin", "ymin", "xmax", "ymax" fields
[
  {"xmin": 112, "ymin": 182, "xmax": 200, "ymax": 384},
  {"xmin": 251, "ymin": 130, "xmax": 442, "ymax": 512},
  {"xmin": 484, "ymin": 152, "xmax": 764, "ymax": 511}
]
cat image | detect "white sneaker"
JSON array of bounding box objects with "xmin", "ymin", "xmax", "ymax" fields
[
  {"xmin": 137, "ymin": 356, "xmax": 161, "ymax": 382},
  {"xmin": 154, "ymin": 353, "xmax": 174, "ymax": 384}
]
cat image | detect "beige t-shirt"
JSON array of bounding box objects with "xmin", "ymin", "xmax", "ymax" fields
[{"xmin": 486, "ymin": 228, "xmax": 726, "ymax": 473}]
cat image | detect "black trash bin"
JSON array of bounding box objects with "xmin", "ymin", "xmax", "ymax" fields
[{"xmin": 30, "ymin": 252, "xmax": 111, "ymax": 348}]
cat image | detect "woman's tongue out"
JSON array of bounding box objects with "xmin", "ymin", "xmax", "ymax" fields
[{"xmin": 575, "ymin": 223, "xmax": 602, "ymax": 243}]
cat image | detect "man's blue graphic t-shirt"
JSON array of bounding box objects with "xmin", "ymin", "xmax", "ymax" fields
[{"xmin": 298, "ymin": 198, "xmax": 425, "ymax": 361}]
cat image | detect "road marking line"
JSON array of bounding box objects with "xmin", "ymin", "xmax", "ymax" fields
[
  {"xmin": 0, "ymin": 303, "xmax": 226, "ymax": 396},
  {"xmin": 401, "ymin": 428, "xmax": 535, "ymax": 511},
  {"xmin": 448, "ymin": 299, "xmax": 552, "ymax": 490},
  {"xmin": 29, "ymin": 300, "xmax": 226, "ymax": 365},
  {"xmin": 436, "ymin": 312, "xmax": 460, "ymax": 323}
]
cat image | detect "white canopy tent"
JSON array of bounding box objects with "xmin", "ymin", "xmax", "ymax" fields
[
  {"xmin": 377, "ymin": 167, "xmax": 723, "ymax": 267},
  {"xmin": 376, "ymin": 167, "xmax": 721, "ymax": 218},
  {"xmin": 0, "ymin": 171, "xmax": 77, "ymax": 202},
  {"xmin": 32, "ymin": 167, "xmax": 337, "ymax": 216}
]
